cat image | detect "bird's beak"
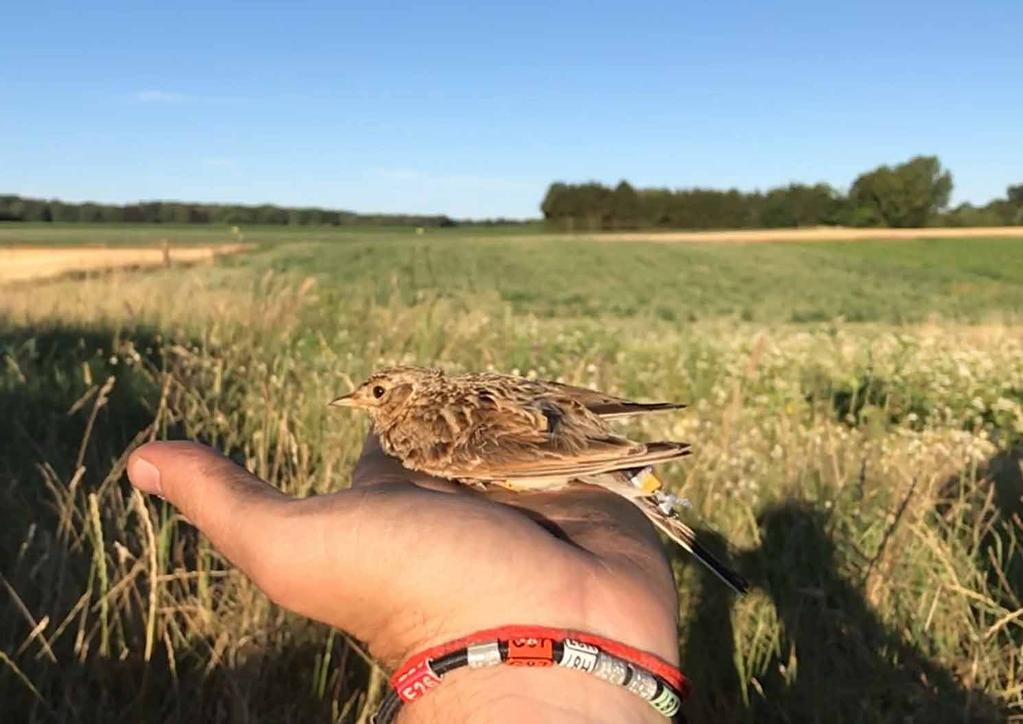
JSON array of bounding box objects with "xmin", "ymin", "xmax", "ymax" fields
[{"xmin": 328, "ymin": 393, "xmax": 359, "ymax": 408}]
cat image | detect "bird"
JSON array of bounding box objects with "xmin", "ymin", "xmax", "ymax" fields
[{"xmin": 330, "ymin": 365, "xmax": 747, "ymax": 594}]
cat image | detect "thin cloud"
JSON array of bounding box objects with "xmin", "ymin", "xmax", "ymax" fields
[
  {"xmin": 201, "ymin": 157, "xmax": 240, "ymax": 171},
  {"xmin": 369, "ymin": 167, "xmax": 533, "ymax": 191},
  {"xmin": 135, "ymin": 90, "xmax": 191, "ymax": 104}
]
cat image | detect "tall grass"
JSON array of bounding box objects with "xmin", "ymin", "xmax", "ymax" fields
[{"xmin": 1, "ymin": 239, "xmax": 1022, "ymax": 722}]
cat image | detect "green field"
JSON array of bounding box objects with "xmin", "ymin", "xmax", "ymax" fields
[
  {"xmin": 0, "ymin": 221, "xmax": 547, "ymax": 247},
  {"xmin": 245, "ymin": 233, "xmax": 1023, "ymax": 323},
  {"xmin": 1, "ymin": 227, "xmax": 1021, "ymax": 722},
  {"xmin": 6, "ymin": 222, "xmax": 1023, "ymax": 323}
]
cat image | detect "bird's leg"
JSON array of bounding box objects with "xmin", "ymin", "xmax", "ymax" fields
[
  {"xmin": 626, "ymin": 467, "xmax": 691, "ymax": 515},
  {"xmin": 626, "ymin": 466, "xmax": 662, "ymax": 494},
  {"xmin": 652, "ymin": 489, "xmax": 691, "ymax": 516}
]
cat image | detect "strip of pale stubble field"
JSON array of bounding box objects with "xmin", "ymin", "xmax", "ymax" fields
[
  {"xmin": 571, "ymin": 225, "xmax": 1023, "ymax": 243},
  {"xmin": 0, "ymin": 244, "xmax": 249, "ymax": 283}
]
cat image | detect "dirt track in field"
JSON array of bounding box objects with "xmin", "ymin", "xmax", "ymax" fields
[
  {"xmin": 0, "ymin": 244, "xmax": 249, "ymax": 283},
  {"xmin": 583, "ymin": 226, "xmax": 1023, "ymax": 243}
]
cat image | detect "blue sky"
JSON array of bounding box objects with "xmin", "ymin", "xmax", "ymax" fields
[{"xmin": 2, "ymin": 1, "xmax": 1020, "ymax": 219}]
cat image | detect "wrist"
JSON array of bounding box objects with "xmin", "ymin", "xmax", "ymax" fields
[
  {"xmin": 399, "ymin": 663, "xmax": 668, "ymax": 724},
  {"xmin": 373, "ymin": 573, "xmax": 681, "ymax": 670}
]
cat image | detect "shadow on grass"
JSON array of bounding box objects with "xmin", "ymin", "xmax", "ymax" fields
[
  {"xmin": 678, "ymin": 530, "xmax": 743, "ymax": 723},
  {"xmin": 0, "ymin": 321, "xmax": 373, "ymax": 723},
  {"xmin": 679, "ymin": 502, "xmax": 1005, "ymax": 723},
  {"xmin": 935, "ymin": 446, "xmax": 1023, "ymax": 653},
  {"xmin": 982, "ymin": 448, "xmax": 1023, "ymax": 605}
]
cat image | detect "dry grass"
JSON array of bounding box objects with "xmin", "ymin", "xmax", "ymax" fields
[{"xmin": 1, "ymin": 240, "xmax": 1021, "ymax": 722}]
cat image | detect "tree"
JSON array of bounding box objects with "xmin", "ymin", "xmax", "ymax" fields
[
  {"xmin": 849, "ymin": 156, "xmax": 952, "ymax": 227},
  {"xmin": 939, "ymin": 202, "xmax": 1008, "ymax": 227},
  {"xmin": 760, "ymin": 183, "xmax": 842, "ymax": 228},
  {"xmin": 610, "ymin": 181, "xmax": 640, "ymax": 229},
  {"xmin": 49, "ymin": 200, "xmax": 79, "ymax": 222},
  {"xmin": 78, "ymin": 203, "xmax": 104, "ymax": 223},
  {"xmin": 540, "ymin": 182, "xmax": 569, "ymax": 226},
  {"xmin": 637, "ymin": 188, "xmax": 672, "ymax": 227},
  {"xmin": 574, "ymin": 183, "xmax": 612, "ymax": 230}
]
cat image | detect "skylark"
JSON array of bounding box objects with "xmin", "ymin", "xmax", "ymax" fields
[{"xmin": 331, "ymin": 365, "xmax": 747, "ymax": 593}]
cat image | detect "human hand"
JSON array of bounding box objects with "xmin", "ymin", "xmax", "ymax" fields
[{"xmin": 127, "ymin": 434, "xmax": 680, "ymax": 723}]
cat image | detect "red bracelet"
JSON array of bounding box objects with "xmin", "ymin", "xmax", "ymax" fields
[
  {"xmin": 392, "ymin": 624, "xmax": 687, "ymax": 692},
  {"xmin": 372, "ymin": 625, "xmax": 690, "ymax": 723}
]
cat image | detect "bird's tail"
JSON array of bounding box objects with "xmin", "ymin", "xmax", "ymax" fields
[{"xmin": 635, "ymin": 495, "xmax": 749, "ymax": 596}]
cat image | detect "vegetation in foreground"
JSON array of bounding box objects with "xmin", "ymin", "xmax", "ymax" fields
[{"xmin": 1, "ymin": 234, "xmax": 1021, "ymax": 722}]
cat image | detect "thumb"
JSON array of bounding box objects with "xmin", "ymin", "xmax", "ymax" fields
[
  {"xmin": 127, "ymin": 440, "xmax": 290, "ymax": 576},
  {"xmin": 127, "ymin": 439, "xmax": 425, "ymax": 652}
]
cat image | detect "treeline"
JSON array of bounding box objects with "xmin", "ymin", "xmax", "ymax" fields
[
  {"xmin": 0, "ymin": 196, "xmax": 456, "ymax": 227},
  {"xmin": 542, "ymin": 156, "xmax": 1023, "ymax": 230}
]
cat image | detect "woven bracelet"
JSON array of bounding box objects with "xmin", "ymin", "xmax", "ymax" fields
[{"xmin": 370, "ymin": 625, "xmax": 689, "ymax": 724}]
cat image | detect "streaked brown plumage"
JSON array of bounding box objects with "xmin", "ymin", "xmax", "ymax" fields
[{"xmin": 331, "ymin": 365, "xmax": 747, "ymax": 593}]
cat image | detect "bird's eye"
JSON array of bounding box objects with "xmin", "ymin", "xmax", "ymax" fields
[{"xmin": 372, "ymin": 385, "xmax": 386, "ymax": 399}]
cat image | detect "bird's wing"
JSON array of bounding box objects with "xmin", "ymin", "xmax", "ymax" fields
[
  {"xmin": 542, "ymin": 381, "xmax": 686, "ymax": 419},
  {"xmin": 472, "ymin": 439, "xmax": 691, "ymax": 480},
  {"xmin": 444, "ymin": 391, "xmax": 690, "ymax": 480},
  {"xmin": 471, "ymin": 373, "xmax": 684, "ymax": 419}
]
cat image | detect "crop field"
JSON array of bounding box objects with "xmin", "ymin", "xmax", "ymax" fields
[{"xmin": 1, "ymin": 226, "xmax": 1022, "ymax": 722}]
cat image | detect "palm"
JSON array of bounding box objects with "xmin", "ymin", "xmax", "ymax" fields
[{"xmin": 127, "ymin": 435, "xmax": 681, "ymax": 669}]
